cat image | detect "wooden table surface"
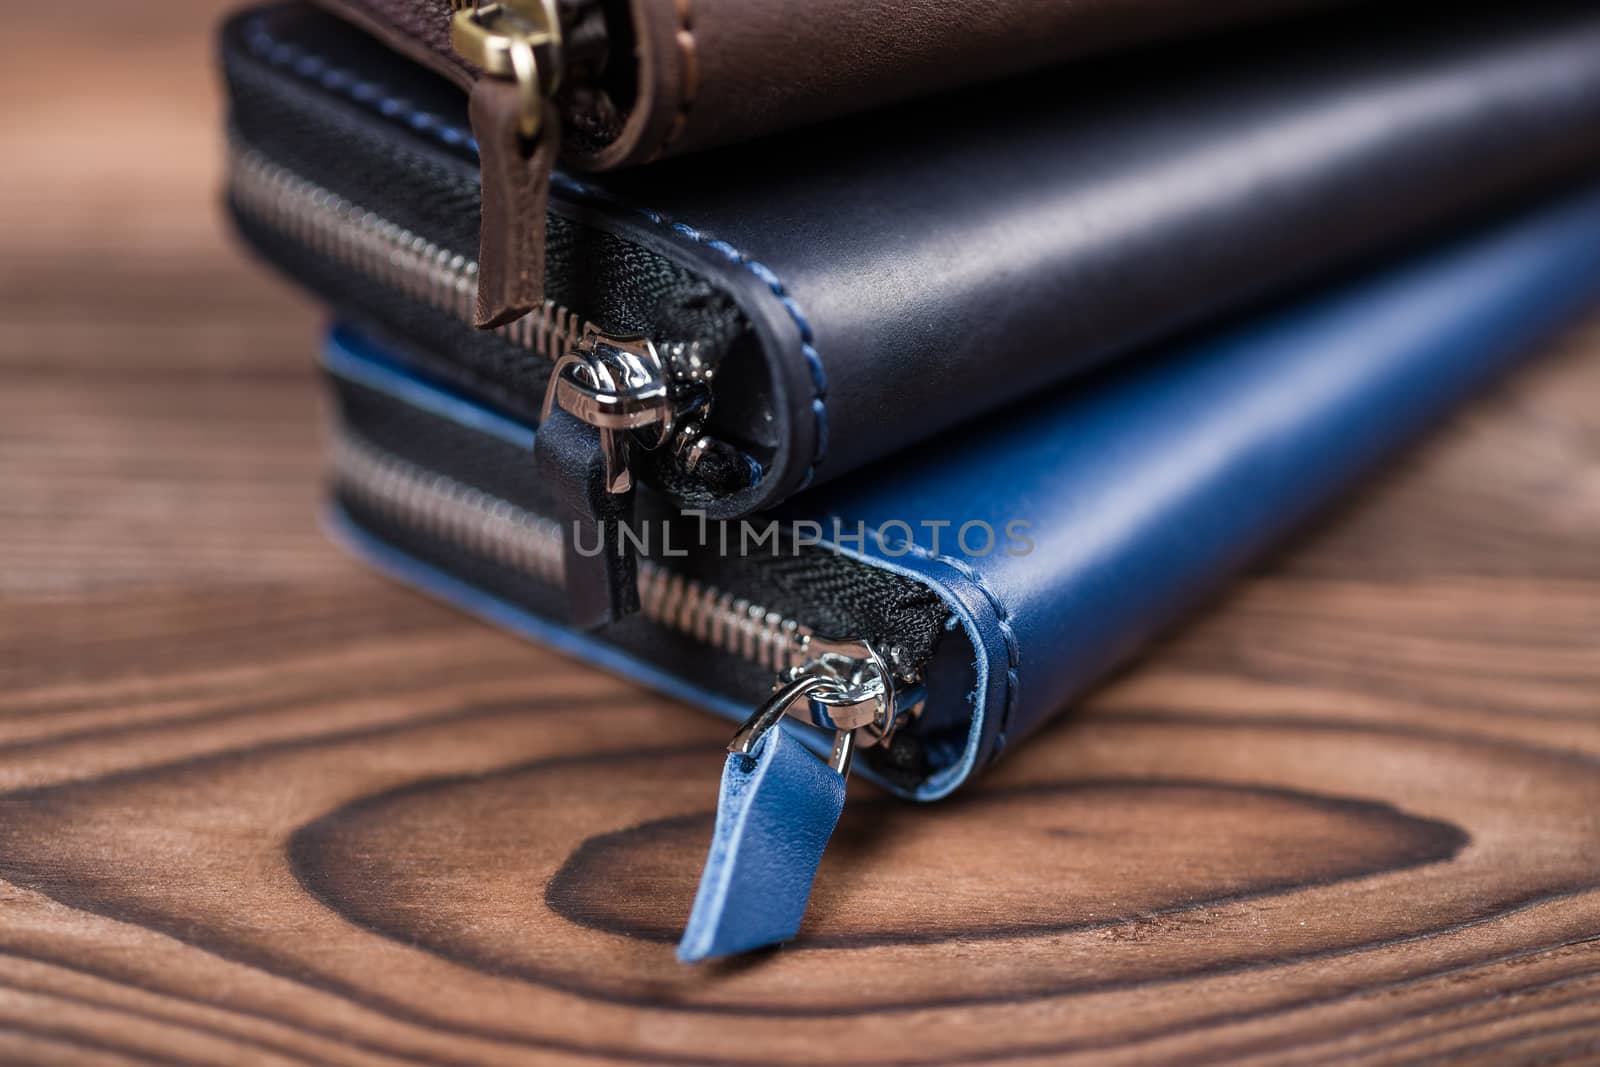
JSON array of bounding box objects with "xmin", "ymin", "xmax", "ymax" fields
[{"xmin": 4, "ymin": 3, "xmax": 1600, "ymax": 1064}]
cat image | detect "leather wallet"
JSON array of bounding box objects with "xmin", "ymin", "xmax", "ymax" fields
[
  {"xmin": 226, "ymin": 2, "xmax": 1600, "ymax": 625},
  {"xmin": 320, "ymin": 179, "xmax": 1600, "ymax": 959},
  {"xmin": 315, "ymin": 0, "xmax": 1357, "ymax": 168}
]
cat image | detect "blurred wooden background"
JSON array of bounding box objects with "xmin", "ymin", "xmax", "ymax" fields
[{"xmin": 2, "ymin": 2, "xmax": 1599, "ymax": 1064}]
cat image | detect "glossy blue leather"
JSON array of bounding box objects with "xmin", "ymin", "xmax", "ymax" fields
[
  {"xmin": 802, "ymin": 184, "xmax": 1600, "ymax": 795},
  {"xmin": 676, "ymin": 727, "xmax": 846, "ymax": 962}
]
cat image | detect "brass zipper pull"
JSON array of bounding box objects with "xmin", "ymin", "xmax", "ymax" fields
[{"xmin": 451, "ymin": 0, "xmax": 563, "ymax": 329}]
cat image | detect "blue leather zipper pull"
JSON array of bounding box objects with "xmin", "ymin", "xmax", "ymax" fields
[
  {"xmin": 677, "ymin": 722, "xmax": 847, "ymax": 961},
  {"xmin": 679, "ymin": 638, "xmax": 913, "ymax": 961}
]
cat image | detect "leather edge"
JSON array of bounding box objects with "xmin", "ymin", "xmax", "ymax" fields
[
  {"xmin": 561, "ymin": 0, "xmax": 687, "ymax": 170},
  {"xmin": 544, "ymin": 179, "xmax": 821, "ymax": 516},
  {"xmin": 304, "ymin": 0, "xmax": 478, "ymax": 92},
  {"xmin": 816, "ymin": 529, "xmax": 1013, "ymax": 800}
]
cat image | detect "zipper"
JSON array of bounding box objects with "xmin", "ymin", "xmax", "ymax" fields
[
  {"xmin": 293, "ymin": 0, "xmax": 595, "ymax": 328},
  {"xmin": 330, "ymin": 357, "xmax": 931, "ymax": 959},
  {"xmin": 231, "ymin": 136, "xmax": 727, "ymax": 624},
  {"xmin": 449, "ymin": 0, "xmax": 563, "ymax": 139},
  {"xmin": 232, "ymin": 4, "xmax": 726, "ymax": 626},
  {"xmin": 441, "ymin": 1, "xmax": 730, "ymax": 628},
  {"xmin": 230, "ymin": 144, "xmax": 590, "ymax": 362},
  {"xmin": 229, "ymin": 142, "xmax": 717, "ymax": 473},
  {"xmin": 332, "ymin": 425, "xmax": 925, "ymax": 734}
]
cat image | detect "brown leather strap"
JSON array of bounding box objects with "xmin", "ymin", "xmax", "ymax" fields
[{"xmin": 469, "ymin": 80, "xmax": 559, "ymax": 329}]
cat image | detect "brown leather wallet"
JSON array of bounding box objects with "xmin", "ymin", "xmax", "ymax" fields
[
  {"xmin": 309, "ymin": 0, "xmax": 1352, "ymax": 324},
  {"xmin": 316, "ymin": 0, "xmax": 1345, "ymax": 168}
]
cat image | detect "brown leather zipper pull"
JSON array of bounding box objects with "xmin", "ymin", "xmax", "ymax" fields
[{"xmin": 469, "ymin": 79, "xmax": 559, "ymax": 329}]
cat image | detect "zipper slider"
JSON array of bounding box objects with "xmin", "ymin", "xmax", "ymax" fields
[
  {"xmin": 544, "ymin": 331, "xmax": 673, "ymax": 493},
  {"xmin": 535, "ymin": 329, "xmax": 673, "ymax": 627},
  {"xmin": 451, "ymin": 0, "xmax": 563, "ymax": 328},
  {"xmin": 729, "ymin": 636, "xmax": 918, "ymax": 777},
  {"xmin": 679, "ymin": 638, "xmax": 924, "ymax": 961},
  {"xmin": 451, "ymin": 0, "xmax": 563, "ymax": 137}
]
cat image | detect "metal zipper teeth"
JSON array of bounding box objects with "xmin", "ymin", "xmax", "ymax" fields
[
  {"xmin": 332, "ymin": 429, "xmax": 810, "ymax": 672},
  {"xmin": 227, "ymin": 141, "xmax": 590, "ymax": 362}
]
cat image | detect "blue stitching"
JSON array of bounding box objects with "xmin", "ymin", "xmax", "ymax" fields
[
  {"xmin": 241, "ymin": 16, "xmax": 829, "ymax": 486},
  {"xmin": 242, "ymin": 19, "xmax": 482, "ymax": 155},
  {"xmin": 845, "ymin": 520, "xmax": 1020, "ymax": 754}
]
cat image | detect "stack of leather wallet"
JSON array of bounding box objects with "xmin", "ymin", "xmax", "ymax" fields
[{"xmin": 222, "ymin": 0, "xmax": 1600, "ymax": 960}]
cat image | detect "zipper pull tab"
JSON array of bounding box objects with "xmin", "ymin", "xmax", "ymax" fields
[
  {"xmin": 453, "ymin": 1, "xmax": 562, "ymax": 328},
  {"xmin": 678, "ymin": 638, "xmax": 919, "ymax": 962},
  {"xmin": 536, "ymin": 331, "xmax": 672, "ymax": 627}
]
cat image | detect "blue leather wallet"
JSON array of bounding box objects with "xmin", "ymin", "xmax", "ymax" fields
[{"xmin": 322, "ymin": 180, "xmax": 1600, "ymax": 960}]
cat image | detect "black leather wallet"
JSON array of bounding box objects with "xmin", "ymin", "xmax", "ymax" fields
[{"xmin": 225, "ymin": 1, "xmax": 1600, "ymax": 522}]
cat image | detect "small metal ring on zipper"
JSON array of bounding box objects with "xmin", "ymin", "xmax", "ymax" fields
[
  {"xmin": 729, "ymin": 674, "xmax": 835, "ymax": 757},
  {"xmin": 794, "ymin": 636, "xmax": 896, "ymax": 734},
  {"xmin": 449, "ymin": 0, "xmax": 564, "ymax": 140},
  {"xmin": 729, "ymin": 673, "xmax": 864, "ymax": 779}
]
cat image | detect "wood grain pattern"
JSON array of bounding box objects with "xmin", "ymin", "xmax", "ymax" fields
[{"xmin": 2, "ymin": 3, "xmax": 1599, "ymax": 1063}]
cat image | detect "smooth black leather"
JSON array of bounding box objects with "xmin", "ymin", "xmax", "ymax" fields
[
  {"xmin": 533, "ymin": 406, "xmax": 641, "ymax": 627},
  {"xmin": 579, "ymin": 2, "xmax": 1600, "ymax": 514}
]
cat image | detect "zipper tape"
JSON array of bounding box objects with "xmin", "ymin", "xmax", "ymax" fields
[
  {"xmin": 332, "ymin": 430, "xmax": 811, "ymax": 672},
  {"xmin": 230, "ymin": 143, "xmax": 592, "ymax": 363},
  {"xmin": 233, "ymin": 10, "xmax": 833, "ymax": 512}
]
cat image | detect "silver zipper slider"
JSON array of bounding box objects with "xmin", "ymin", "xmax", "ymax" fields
[
  {"xmin": 541, "ymin": 330, "xmax": 674, "ymax": 494},
  {"xmin": 729, "ymin": 636, "xmax": 920, "ymax": 779}
]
